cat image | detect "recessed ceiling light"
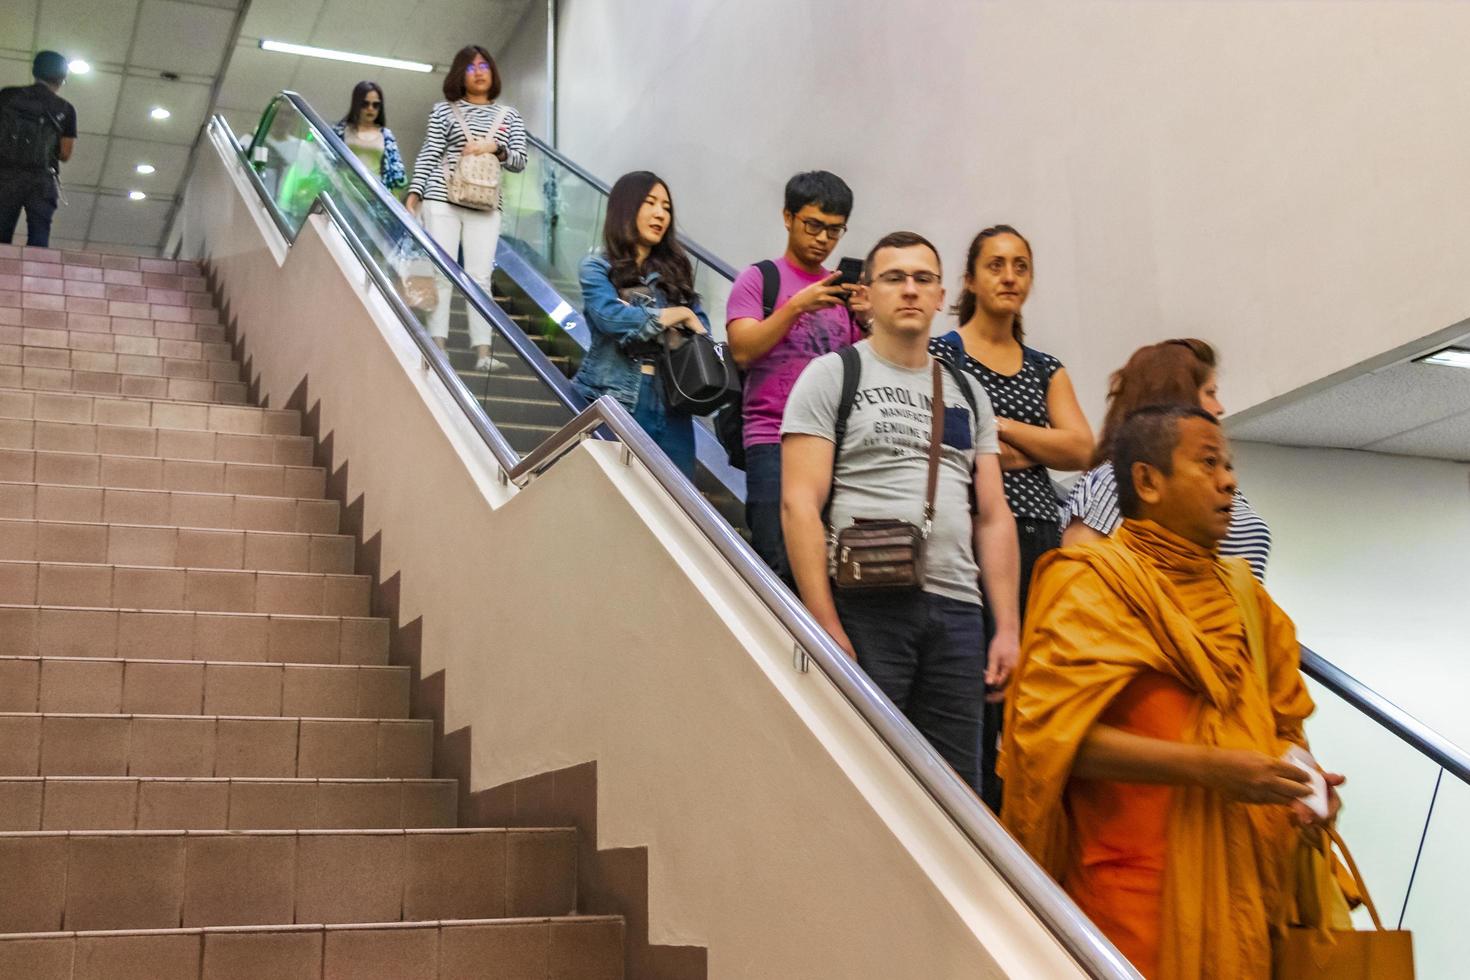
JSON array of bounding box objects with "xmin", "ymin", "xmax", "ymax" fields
[
  {"xmin": 258, "ymin": 39, "xmax": 433, "ymax": 73},
  {"xmin": 128, "ymin": 190, "xmax": 147, "ymax": 201},
  {"xmin": 1416, "ymin": 347, "xmax": 1470, "ymax": 370},
  {"xmin": 68, "ymin": 59, "xmax": 91, "ymax": 75},
  {"xmin": 135, "ymin": 163, "xmax": 156, "ymax": 175},
  {"xmin": 149, "ymin": 106, "xmax": 171, "ymax": 120}
]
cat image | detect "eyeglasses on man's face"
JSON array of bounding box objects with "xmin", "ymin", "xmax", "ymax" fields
[
  {"xmin": 872, "ymin": 270, "xmax": 942, "ymax": 287},
  {"xmin": 798, "ymin": 217, "xmax": 846, "ymax": 240}
]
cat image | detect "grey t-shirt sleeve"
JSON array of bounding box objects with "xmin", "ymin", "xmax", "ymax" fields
[
  {"xmin": 780, "ymin": 351, "xmax": 844, "ymax": 443},
  {"xmin": 965, "ymin": 374, "xmax": 1000, "ymax": 455}
]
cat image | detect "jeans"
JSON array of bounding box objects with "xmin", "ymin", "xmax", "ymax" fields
[
  {"xmin": 0, "ymin": 172, "xmax": 58, "ymax": 247},
  {"xmin": 978, "ymin": 518, "xmax": 1062, "ymax": 810},
  {"xmin": 631, "ymin": 373, "xmax": 695, "ymax": 479},
  {"xmin": 835, "ymin": 589, "xmax": 986, "ymax": 786},
  {"xmin": 421, "ymin": 200, "xmax": 502, "ymax": 348},
  {"xmin": 743, "ymin": 442, "xmax": 790, "ymax": 582}
]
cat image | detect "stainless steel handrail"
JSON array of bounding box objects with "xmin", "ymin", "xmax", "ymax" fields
[
  {"xmin": 209, "ymin": 109, "xmax": 1138, "ymax": 980},
  {"xmin": 1301, "ymin": 646, "xmax": 1470, "ymax": 785},
  {"xmin": 525, "ymin": 132, "xmax": 741, "ymax": 282}
]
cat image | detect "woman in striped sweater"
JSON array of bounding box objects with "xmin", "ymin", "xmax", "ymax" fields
[
  {"xmin": 1062, "ymin": 338, "xmax": 1272, "ymax": 580},
  {"xmin": 405, "ymin": 45, "xmax": 527, "ymax": 372}
]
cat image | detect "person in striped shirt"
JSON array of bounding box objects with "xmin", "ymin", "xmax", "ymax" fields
[
  {"xmin": 1062, "ymin": 339, "xmax": 1272, "ymax": 580},
  {"xmin": 405, "ymin": 45, "xmax": 528, "ymax": 373}
]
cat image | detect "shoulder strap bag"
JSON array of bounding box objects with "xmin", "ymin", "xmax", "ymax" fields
[
  {"xmin": 443, "ymin": 102, "xmax": 506, "ymax": 211},
  {"xmin": 831, "ymin": 358, "xmax": 944, "ymax": 592}
]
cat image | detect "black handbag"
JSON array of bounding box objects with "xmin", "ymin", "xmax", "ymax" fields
[{"xmin": 659, "ymin": 329, "xmax": 741, "ymax": 416}]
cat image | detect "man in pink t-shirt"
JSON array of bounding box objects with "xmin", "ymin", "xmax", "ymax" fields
[{"xmin": 727, "ymin": 171, "xmax": 865, "ymax": 580}]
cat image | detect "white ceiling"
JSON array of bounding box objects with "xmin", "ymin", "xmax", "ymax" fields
[
  {"xmin": 1229, "ymin": 326, "xmax": 1470, "ymax": 462},
  {"xmin": 3, "ymin": 0, "xmax": 534, "ymax": 254}
]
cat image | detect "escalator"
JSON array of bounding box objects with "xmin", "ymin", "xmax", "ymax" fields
[{"xmin": 190, "ymin": 90, "xmax": 1468, "ymax": 978}]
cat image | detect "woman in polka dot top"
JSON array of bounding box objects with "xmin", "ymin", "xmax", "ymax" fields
[{"xmin": 929, "ymin": 225, "xmax": 1095, "ymax": 809}]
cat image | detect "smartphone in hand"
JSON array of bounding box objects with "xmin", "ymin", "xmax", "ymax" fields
[{"xmin": 833, "ymin": 256, "xmax": 864, "ymax": 288}]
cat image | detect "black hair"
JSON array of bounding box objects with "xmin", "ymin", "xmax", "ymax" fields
[
  {"xmin": 1112, "ymin": 404, "xmax": 1221, "ymax": 519},
  {"xmin": 33, "ymin": 51, "xmax": 67, "ymax": 85},
  {"xmin": 343, "ymin": 81, "xmax": 387, "ymax": 128},
  {"xmin": 443, "ymin": 45, "xmax": 500, "ymax": 102},
  {"xmin": 602, "ymin": 171, "xmax": 698, "ymax": 305},
  {"xmin": 783, "ymin": 170, "xmax": 853, "ymax": 218},
  {"xmin": 953, "ymin": 224, "xmax": 1032, "ymax": 341},
  {"xmin": 862, "ymin": 230, "xmax": 942, "ymax": 281}
]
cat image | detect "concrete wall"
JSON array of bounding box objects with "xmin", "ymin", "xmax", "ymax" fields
[
  {"xmin": 177, "ymin": 122, "xmax": 1093, "ymax": 979},
  {"xmin": 554, "ymin": 0, "xmax": 1470, "ymax": 421}
]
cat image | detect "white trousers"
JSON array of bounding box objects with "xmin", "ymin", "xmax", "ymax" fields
[{"xmin": 421, "ymin": 200, "xmax": 502, "ymax": 349}]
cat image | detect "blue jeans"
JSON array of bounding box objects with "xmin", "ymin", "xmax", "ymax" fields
[
  {"xmin": 743, "ymin": 442, "xmax": 790, "ymax": 582},
  {"xmin": 632, "ymin": 373, "xmax": 695, "ymax": 479},
  {"xmin": 834, "ymin": 590, "xmax": 986, "ymax": 785},
  {"xmin": 0, "ymin": 172, "xmax": 58, "ymax": 247}
]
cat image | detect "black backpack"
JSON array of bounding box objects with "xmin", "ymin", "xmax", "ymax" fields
[
  {"xmin": 0, "ymin": 89, "xmax": 62, "ymax": 174},
  {"xmin": 712, "ymin": 259, "xmax": 780, "ymax": 470}
]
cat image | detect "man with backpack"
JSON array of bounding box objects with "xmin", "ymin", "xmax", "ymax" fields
[
  {"xmin": 780, "ymin": 231, "xmax": 1020, "ymax": 788},
  {"xmin": 0, "ymin": 51, "xmax": 77, "ymax": 248},
  {"xmin": 725, "ymin": 171, "xmax": 865, "ymax": 582}
]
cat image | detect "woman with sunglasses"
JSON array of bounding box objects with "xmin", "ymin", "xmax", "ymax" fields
[
  {"xmin": 569, "ymin": 171, "xmax": 708, "ymax": 478},
  {"xmin": 1063, "ymin": 338, "xmax": 1272, "ymax": 579},
  {"xmin": 405, "ymin": 46, "xmax": 527, "ymax": 372},
  {"xmin": 332, "ymin": 81, "xmax": 406, "ymax": 196}
]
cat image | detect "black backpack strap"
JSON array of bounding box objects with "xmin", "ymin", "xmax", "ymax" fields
[
  {"xmin": 756, "ymin": 259, "xmax": 780, "ymax": 320},
  {"xmin": 938, "ymin": 357, "xmax": 981, "ymax": 515},
  {"xmin": 822, "ymin": 345, "xmax": 863, "ymax": 525}
]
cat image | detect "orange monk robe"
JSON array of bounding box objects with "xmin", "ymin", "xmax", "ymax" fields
[{"xmin": 998, "ymin": 520, "xmax": 1316, "ymax": 980}]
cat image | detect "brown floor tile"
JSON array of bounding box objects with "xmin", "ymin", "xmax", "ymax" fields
[
  {"xmin": 336, "ymin": 618, "xmax": 387, "ymax": 666},
  {"xmin": 0, "ymin": 833, "xmax": 67, "ymax": 931},
  {"xmin": 41, "ymin": 776, "xmax": 137, "ymax": 829},
  {"xmin": 38, "ymin": 561, "xmax": 112, "ymax": 607},
  {"xmin": 184, "ymin": 832, "xmax": 296, "ymax": 926},
  {"xmin": 0, "ymin": 777, "xmax": 43, "ymax": 830},
  {"xmin": 36, "ymin": 485, "xmax": 103, "ymax": 523},
  {"xmin": 404, "ymin": 830, "xmax": 507, "ymax": 920},
  {"xmin": 107, "ymin": 523, "xmax": 176, "ymax": 566},
  {"xmin": 439, "ymin": 921, "xmax": 550, "ymax": 980},
  {"xmin": 227, "ymin": 779, "xmax": 318, "ymax": 830},
  {"xmin": 37, "ymin": 606, "xmax": 117, "ymax": 657},
  {"xmin": 202, "ymin": 928, "xmax": 323, "ymax": 980},
  {"xmin": 123, "ymin": 661, "xmax": 204, "ymax": 714},
  {"xmin": 399, "ymin": 780, "xmax": 456, "ymax": 829},
  {"xmin": 298, "ymin": 719, "xmax": 376, "ymax": 777},
  {"xmin": 73, "ymin": 931, "xmax": 201, "ymax": 980},
  {"xmin": 282, "ymin": 665, "xmax": 357, "ymax": 718},
  {"xmin": 355, "ymin": 668, "xmax": 408, "ymax": 720},
  {"xmin": 214, "ymin": 718, "xmax": 298, "ymax": 776},
  {"xmin": 64, "ymin": 832, "xmax": 186, "ymax": 929},
  {"xmin": 0, "ymin": 714, "xmax": 42, "ymax": 775},
  {"xmin": 315, "ymin": 780, "xmax": 399, "ymax": 830},
  {"xmin": 113, "ymin": 565, "xmax": 186, "ymax": 609},
  {"xmin": 204, "ymin": 662, "xmax": 283, "ymax": 716},
  {"xmin": 137, "ymin": 778, "xmax": 230, "ymax": 829},
  {"xmin": 102, "ymin": 488, "xmax": 170, "ymax": 525},
  {"xmin": 323, "ymin": 925, "xmax": 438, "ymax": 980},
  {"xmin": 0, "ymin": 604, "xmax": 39, "ymax": 655},
  {"xmin": 128, "ymin": 715, "xmax": 216, "ymax": 777},
  {"xmin": 508, "ymin": 831, "xmax": 579, "ymax": 917},
  {"xmin": 549, "ymin": 919, "xmax": 624, "ymax": 980},
  {"xmin": 40, "ymin": 713, "xmax": 128, "ymax": 775},
  {"xmin": 295, "ymin": 832, "xmax": 406, "ymax": 924},
  {"xmin": 376, "ymin": 721, "xmax": 433, "ymax": 779},
  {"xmin": 194, "ymin": 612, "xmax": 268, "ymax": 662},
  {"xmin": 184, "ymin": 569, "xmax": 255, "ymax": 613},
  {"xmin": 0, "ymin": 936, "xmax": 73, "ymax": 980},
  {"xmin": 178, "ymin": 528, "xmax": 245, "ymax": 569},
  {"xmin": 39, "ymin": 657, "xmax": 123, "ymax": 713},
  {"xmin": 254, "ymin": 572, "xmax": 321, "ymax": 615},
  {"xmin": 268, "ymin": 615, "xmax": 338, "ymax": 665},
  {"xmin": 0, "ymin": 655, "xmax": 38, "ymax": 710},
  {"xmin": 244, "ymin": 531, "xmax": 309, "ymax": 573}
]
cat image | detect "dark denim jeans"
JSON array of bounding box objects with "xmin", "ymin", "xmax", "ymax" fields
[
  {"xmin": 834, "ymin": 589, "xmax": 986, "ymax": 786},
  {"xmin": 978, "ymin": 518, "xmax": 1062, "ymax": 810},
  {"xmin": 631, "ymin": 373, "xmax": 695, "ymax": 479},
  {"xmin": 743, "ymin": 442, "xmax": 790, "ymax": 582},
  {"xmin": 0, "ymin": 172, "xmax": 58, "ymax": 247}
]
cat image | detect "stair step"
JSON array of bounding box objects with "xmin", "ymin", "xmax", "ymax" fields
[
  {"xmin": 0, "ymin": 363, "xmax": 245, "ymax": 404},
  {"xmin": 0, "ymin": 560, "xmax": 370, "ymax": 615},
  {"xmin": 0, "ymin": 518, "xmax": 354, "ymax": 573},
  {"xmin": 0, "ymin": 283, "xmax": 222, "ymax": 323},
  {"xmin": 0, "ymin": 827, "xmax": 576, "ymax": 932},
  {"xmin": 0, "ymin": 305, "xmax": 227, "ymax": 344},
  {"xmin": 0, "ymin": 915, "xmax": 622, "ymax": 978},
  {"xmin": 0, "ymin": 419, "xmax": 313, "ymax": 465},
  {"xmin": 0, "ymin": 342, "xmax": 241, "ymax": 381},
  {"xmin": 0, "ymin": 275, "xmax": 214, "ymax": 310},
  {"xmin": 0, "ymin": 605, "xmax": 388, "ymax": 666},
  {"xmin": 1, "ymin": 324, "xmax": 233, "ymax": 362},
  {"xmin": 0, "ymin": 449, "xmax": 325, "ymax": 498},
  {"xmin": 0, "ymin": 776, "xmax": 456, "ymax": 831},
  {"xmin": 0, "ymin": 389, "xmax": 299, "ymax": 435},
  {"xmin": 0, "ymin": 656, "xmax": 407, "ymax": 719},
  {"xmin": 0, "ymin": 245, "xmax": 204, "ymax": 280},
  {"xmin": 0, "ymin": 713, "xmax": 432, "ymax": 778},
  {"xmin": 0, "ymin": 481, "xmax": 338, "ymax": 534}
]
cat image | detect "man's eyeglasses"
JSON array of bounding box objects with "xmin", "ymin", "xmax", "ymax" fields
[
  {"xmin": 798, "ymin": 217, "xmax": 846, "ymax": 240},
  {"xmin": 872, "ymin": 270, "xmax": 942, "ymax": 287}
]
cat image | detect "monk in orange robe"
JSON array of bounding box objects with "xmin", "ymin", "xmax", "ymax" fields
[{"xmin": 998, "ymin": 405, "xmax": 1344, "ymax": 980}]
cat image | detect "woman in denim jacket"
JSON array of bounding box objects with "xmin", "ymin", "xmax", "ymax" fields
[
  {"xmin": 331, "ymin": 82, "xmax": 407, "ymax": 194},
  {"xmin": 570, "ymin": 171, "xmax": 709, "ymax": 477}
]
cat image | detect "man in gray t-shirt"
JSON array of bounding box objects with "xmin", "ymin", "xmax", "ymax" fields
[{"xmin": 781, "ymin": 231, "xmax": 1020, "ymax": 789}]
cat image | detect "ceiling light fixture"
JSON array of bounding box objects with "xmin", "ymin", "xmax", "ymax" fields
[
  {"xmin": 135, "ymin": 163, "xmax": 156, "ymax": 175},
  {"xmin": 68, "ymin": 59, "xmax": 91, "ymax": 75},
  {"xmin": 258, "ymin": 39, "xmax": 433, "ymax": 73},
  {"xmin": 1416, "ymin": 346, "xmax": 1470, "ymax": 370},
  {"xmin": 128, "ymin": 190, "xmax": 147, "ymax": 201},
  {"xmin": 150, "ymin": 106, "xmax": 171, "ymax": 120}
]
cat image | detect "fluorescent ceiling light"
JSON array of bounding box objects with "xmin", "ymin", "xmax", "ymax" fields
[
  {"xmin": 150, "ymin": 106, "xmax": 171, "ymax": 120},
  {"xmin": 259, "ymin": 39, "xmax": 433, "ymax": 73},
  {"xmin": 128, "ymin": 190, "xmax": 147, "ymax": 201},
  {"xmin": 1416, "ymin": 347, "xmax": 1470, "ymax": 370},
  {"xmin": 68, "ymin": 59, "xmax": 91, "ymax": 75},
  {"xmin": 135, "ymin": 163, "xmax": 156, "ymax": 175}
]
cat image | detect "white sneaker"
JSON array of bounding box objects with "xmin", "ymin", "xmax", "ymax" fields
[{"xmin": 475, "ymin": 353, "xmax": 510, "ymax": 373}]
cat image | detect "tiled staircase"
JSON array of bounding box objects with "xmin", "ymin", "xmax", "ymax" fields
[{"xmin": 0, "ymin": 245, "xmax": 623, "ymax": 979}]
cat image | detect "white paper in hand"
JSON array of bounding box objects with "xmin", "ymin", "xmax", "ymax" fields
[{"xmin": 1283, "ymin": 744, "xmax": 1329, "ymax": 820}]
